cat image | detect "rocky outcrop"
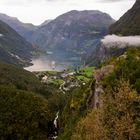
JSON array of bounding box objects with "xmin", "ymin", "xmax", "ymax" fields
[{"xmin": 88, "ymin": 65, "xmax": 114, "ymax": 108}]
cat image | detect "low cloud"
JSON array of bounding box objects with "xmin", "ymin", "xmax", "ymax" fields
[{"xmin": 102, "ymin": 35, "xmax": 140, "ymax": 48}]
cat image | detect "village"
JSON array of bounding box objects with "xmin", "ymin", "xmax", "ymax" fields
[{"xmin": 34, "ymin": 66, "xmax": 94, "ymax": 94}]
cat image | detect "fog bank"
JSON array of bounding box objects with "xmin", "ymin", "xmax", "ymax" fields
[{"xmin": 102, "ymin": 35, "xmax": 140, "ymax": 48}]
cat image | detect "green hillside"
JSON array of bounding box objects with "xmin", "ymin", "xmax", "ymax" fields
[
  {"xmin": 0, "ymin": 62, "xmax": 41, "ymax": 92},
  {"xmin": 0, "ymin": 62, "xmax": 55, "ymax": 139},
  {"xmin": 71, "ymin": 48, "xmax": 140, "ymax": 140},
  {"xmin": 0, "ymin": 20, "xmax": 35, "ymax": 66}
]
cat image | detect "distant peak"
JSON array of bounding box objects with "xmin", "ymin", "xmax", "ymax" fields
[
  {"xmin": 40, "ymin": 19, "xmax": 52, "ymax": 26},
  {"xmin": 67, "ymin": 10, "xmax": 105, "ymax": 14},
  {"xmin": 0, "ymin": 13, "xmax": 18, "ymax": 20}
]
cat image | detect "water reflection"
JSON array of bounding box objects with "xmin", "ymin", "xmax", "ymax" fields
[{"xmin": 24, "ymin": 55, "xmax": 81, "ymax": 72}]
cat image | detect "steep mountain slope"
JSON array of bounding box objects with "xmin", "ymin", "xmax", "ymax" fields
[
  {"xmin": 72, "ymin": 48, "xmax": 140, "ymax": 140},
  {"xmin": 87, "ymin": 0, "xmax": 140, "ymax": 66},
  {"xmin": 0, "ymin": 62, "xmax": 52, "ymax": 139},
  {"xmin": 0, "ymin": 14, "xmax": 38, "ymax": 43},
  {"xmin": 33, "ymin": 10, "xmax": 114, "ymax": 56},
  {"xmin": 86, "ymin": 43, "xmax": 127, "ymax": 66},
  {"xmin": 110, "ymin": 0, "xmax": 140, "ymax": 35},
  {"xmin": 0, "ymin": 20, "xmax": 35, "ymax": 66},
  {"xmin": 0, "ymin": 62, "xmax": 41, "ymax": 92}
]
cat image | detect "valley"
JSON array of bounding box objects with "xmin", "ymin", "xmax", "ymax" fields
[
  {"xmin": 34, "ymin": 66, "xmax": 94, "ymax": 89},
  {"xmin": 0, "ymin": 0, "xmax": 139, "ymax": 140},
  {"xmin": 0, "ymin": 10, "xmax": 114, "ymax": 68},
  {"xmin": 31, "ymin": 66, "xmax": 94, "ymax": 139}
]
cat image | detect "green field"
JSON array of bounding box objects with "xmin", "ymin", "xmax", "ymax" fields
[{"xmin": 79, "ymin": 66, "xmax": 95, "ymax": 77}]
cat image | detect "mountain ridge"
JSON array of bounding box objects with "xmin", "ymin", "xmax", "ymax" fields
[
  {"xmin": 34, "ymin": 10, "xmax": 115, "ymax": 58},
  {"xmin": 0, "ymin": 10, "xmax": 115, "ymax": 60},
  {"xmin": 109, "ymin": 0, "xmax": 140, "ymax": 35},
  {"xmin": 0, "ymin": 19, "xmax": 35, "ymax": 66},
  {"xmin": 0, "ymin": 13, "xmax": 39, "ymax": 44},
  {"xmin": 87, "ymin": 0, "xmax": 140, "ymax": 66}
]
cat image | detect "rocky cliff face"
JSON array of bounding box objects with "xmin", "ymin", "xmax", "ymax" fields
[{"xmin": 88, "ymin": 65, "xmax": 114, "ymax": 109}]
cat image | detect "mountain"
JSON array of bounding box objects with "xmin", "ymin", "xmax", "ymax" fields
[
  {"xmin": 0, "ymin": 11, "xmax": 114, "ymax": 60},
  {"xmin": 87, "ymin": 0, "xmax": 140, "ymax": 66},
  {"xmin": 0, "ymin": 13, "xmax": 39, "ymax": 44},
  {"xmin": 54, "ymin": 6, "xmax": 140, "ymax": 136},
  {"xmin": 71, "ymin": 48, "xmax": 140, "ymax": 140},
  {"xmin": 40, "ymin": 19, "xmax": 52, "ymax": 26},
  {"xmin": 109, "ymin": 0, "xmax": 140, "ymax": 35},
  {"xmin": 33, "ymin": 10, "xmax": 115, "ymax": 57},
  {"xmin": 86, "ymin": 43, "xmax": 127, "ymax": 66},
  {"xmin": 0, "ymin": 20, "xmax": 35, "ymax": 66}
]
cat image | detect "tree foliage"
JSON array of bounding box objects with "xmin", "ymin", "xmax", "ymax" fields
[
  {"xmin": 72, "ymin": 81, "xmax": 140, "ymax": 140},
  {"xmin": 72, "ymin": 48, "xmax": 140, "ymax": 140},
  {"xmin": 0, "ymin": 85, "xmax": 51, "ymax": 140}
]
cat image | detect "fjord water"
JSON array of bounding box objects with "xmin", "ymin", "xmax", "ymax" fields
[
  {"xmin": 24, "ymin": 52, "xmax": 82, "ymax": 72},
  {"xmin": 24, "ymin": 56, "xmax": 68, "ymax": 71}
]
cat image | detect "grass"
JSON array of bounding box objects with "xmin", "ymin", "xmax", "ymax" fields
[
  {"xmin": 77, "ymin": 75, "xmax": 90, "ymax": 82},
  {"xmin": 47, "ymin": 71, "xmax": 58, "ymax": 75},
  {"xmin": 48, "ymin": 79, "xmax": 64, "ymax": 86},
  {"xmin": 35, "ymin": 66, "xmax": 94, "ymax": 86},
  {"xmin": 79, "ymin": 66, "xmax": 95, "ymax": 77}
]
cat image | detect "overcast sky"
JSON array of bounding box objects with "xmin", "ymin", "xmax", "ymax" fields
[{"xmin": 0, "ymin": 0, "xmax": 136, "ymax": 25}]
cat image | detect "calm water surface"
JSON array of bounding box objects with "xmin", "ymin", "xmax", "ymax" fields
[{"xmin": 24, "ymin": 54, "xmax": 81, "ymax": 72}]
